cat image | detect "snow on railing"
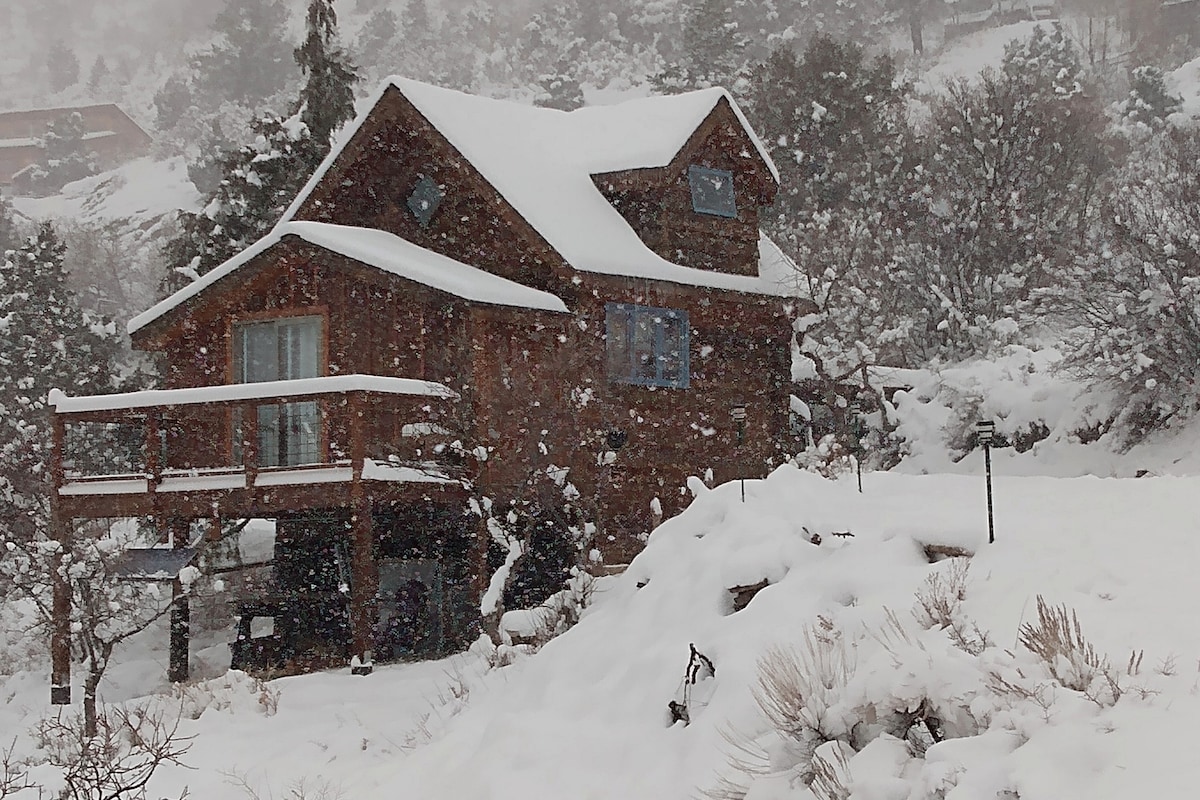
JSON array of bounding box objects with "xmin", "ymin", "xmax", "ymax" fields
[{"xmin": 48, "ymin": 374, "xmax": 458, "ymax": 413}]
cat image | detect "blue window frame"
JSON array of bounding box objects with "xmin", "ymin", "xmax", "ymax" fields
[
  {"xmin": 407, "ymin": 175, "xmax": 443, "ymax": 227},
  {"xmin": 605, "ymin": 303, "xmax": 689, "ymax": 388},
  {"xmin": 688, "ymin": 165, "xmax": 737, "ymax": 218}
]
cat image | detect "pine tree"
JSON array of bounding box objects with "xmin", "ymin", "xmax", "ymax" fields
[
  {"xmin": 295, "ymin": 0, "xmax": 361, "ymax": 152},
  {"xmin": 1120, "ymin": 65, "xmax": 1182, "ymax": 127},
  {"xmin": 162, "ymin": 114, "xmax": 322, "ymax": 293},
  {"xmin": 87, "ymin": 56, "xmax": 110, "ymax": 94},
  {"xmin": 0, "ymin": 223, "xmax": 120, "ymax": 544},
  {"xmin": 47, "ymin": 39, "xmax": 80, "ymax": 92},
  {"xmin": 191, "ymin": 0, "xmax": 294, "ymax": 107},
  {"xmin": 0, "ymin": 198, "xmax": 17, "ymax": 258},
  {"xmin": 652, "ymin": 0, "xmax": 748, "ymax": 93},
  {"xmin": 744, "ymin": 39, "xmax": 923, "ymax": 394},
  {"xmin": 354, "ymin": 7, "xmax": 400, "ymax": 73},
  {"xmin": 407, "ymin": 0, "xmax": 433, "ymax": 38}
]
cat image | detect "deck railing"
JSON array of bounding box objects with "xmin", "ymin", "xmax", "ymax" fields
[{"xmin": 49, "ymin": 374, "xmax": 467, "ymax": 511}]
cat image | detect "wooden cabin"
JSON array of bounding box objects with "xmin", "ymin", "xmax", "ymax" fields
[{"xmin": 48, "ymin": 78, "xmax": 802, "ymax": 697}]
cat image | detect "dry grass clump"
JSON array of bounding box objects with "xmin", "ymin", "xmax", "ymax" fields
[{"xmin": 1018, "ymin": 596, "xmax": 1121, "ymax": 706}]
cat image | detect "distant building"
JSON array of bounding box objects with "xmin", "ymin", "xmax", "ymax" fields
[{"xmin": 0, "ymin": 103, "xmax": 152, "ymax": 192}]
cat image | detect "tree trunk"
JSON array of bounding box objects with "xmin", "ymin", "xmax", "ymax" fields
[
  {"xmin": 909, "ymin": 9, "xmax": 924, "ymax": 54},
  {"xmin": 83, "ymin": 670, "xmax": 101, "ymax": 738}
]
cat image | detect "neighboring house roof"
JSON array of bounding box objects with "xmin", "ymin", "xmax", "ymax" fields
[
  {"xmin": 128, "ymin": 220, "xmax": 569, "ymax": 334},
  {"xmin": 281, "ymin": 78, "xmax": 788, "ymax": 293}
]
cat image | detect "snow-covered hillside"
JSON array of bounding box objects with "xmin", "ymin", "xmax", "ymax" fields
[
  {"xmin": 10, "ymin": 156, "xmax": 201, "ymax": 322},
  {"xmin": 2, "ymin": 466, "xmax": 1198, "ymax": 799}
]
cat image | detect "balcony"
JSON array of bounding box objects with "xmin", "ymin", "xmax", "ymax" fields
[{"xmin": 49, "ymin": 374, "xmax": 471, "ymax": 521}]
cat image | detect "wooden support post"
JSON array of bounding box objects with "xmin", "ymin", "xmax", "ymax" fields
[
  {"xmin": 243, "ymin": 404, "xmax": 259, "ymax": 492},
  {"xmin": 347, "ymin": 392, "xmax": 375, "ymax": 675},
  {"xmin": 168, "ymin": 578, "xmax": 190, "ymax": 683},
  {"xmin": 49, "ymin": 414, "xmax": 71, "ymax": 704}
]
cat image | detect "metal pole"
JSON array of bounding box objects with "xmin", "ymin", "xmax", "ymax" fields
[
  {"xmin": 856, "ymin": 455, "xmax": 862, "ymax": 493},
  {"xmin": 984, "ymin": 443, "xmax": 995, "ymax": 544}
]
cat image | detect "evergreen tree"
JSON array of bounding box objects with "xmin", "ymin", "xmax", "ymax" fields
[
  {"xmin": 1120, "ymin": 65, "xmax": 1182, "ymax": 127},
  {"xmin": 652, "ymin": 0, "xmax": 748, "ymax": 93},
  {"xmin": 47, "ymin": 39, "xmax": 80, "ymax": 92},
  {"xmin": 744, "ymin": 40, "xmax": 922, "ymax": 384},
  {"xmin": 407, "ymin": 0, "xmax": 433, "ymax": 38},
  {"xmin": 0, "ymin": 224, "xmax": 120, "ymax": 544},
  {"xmin": 0, "ymin": 198, "xmax": 17, "ymax": 258},
  {"xmin": 87, "ymin": 56, "xmax": 110, "ymax": 94},
  {"xmin": 162, "ymin": 113, "xmax": 322, "ymax": 293},
  {"xmin": 295, "ymin": 0, "xmax": 361, "ymax": 152},
  {"xmin": 354, "ymin": 7, "xmax": 400, "ymax": 73},
  {"xmin": 153, "ymin": 74, "xmax": 194, "ymax": 133},
  {"xmin": 191, "ymin": 0, "xmax": 294, "ymax": 107}
]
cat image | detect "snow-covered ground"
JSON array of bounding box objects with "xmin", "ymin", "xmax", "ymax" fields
[{"xmin": 3, "ymin": 461, "xmax": 1199, "ymax": 799}]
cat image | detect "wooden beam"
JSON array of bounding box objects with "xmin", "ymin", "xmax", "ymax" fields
[
  {"xmin": 168, "ymin": 578, "xmax": 189, "ymax": 683},
  {"xmin": 348, "ymin": 391, "xmax": 375, "ymax": 675},
  {"xmin": 49, "ymin": 414, "xmax": 71, "ymax": 704}
]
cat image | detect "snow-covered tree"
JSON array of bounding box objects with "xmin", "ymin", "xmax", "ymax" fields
[
  {"xmin": 914, "ymin": 25, "xmax": 1107, "ymax": 357},
  {"xmin": 0, "ymin": 224, "xmax": 121, "ymax": 549},
  {"xmin": 46, "ymin": 39, "xmax": 80, "ymax": 92},
  {"xmin": 295, "ymin": 0, "xmax": 360, "ymax": 152},
  {"xmin": 353, "ymin": 7, "xmax": 400, "ymax": 74},
  {"xmin": 1045, "ymin": 126, "xmax": 1200, "ymax": 438},
  {"xmin": 745, "ymin": 38, "xmax": 922, "ymax": 411},
  {"xmin": 0, "ymin": 198, "xmax": 18, "ymax": 258},
  {"xmin": 1119, "ymin": 65, "xmax": 1181, "ymax": 127},
  {"xmin": 87, "ymin": 55, "xmax": 110, "ymax": 94},
  {"xmin": 190, "ymin": 0, "xmax": 294, "ymax": 107},
  {"xmin": 0, "ymin": 522, "xmax": 183, "ymax": 736},
  {"xmin": 652, "ymin": 0, "xmax": 749, "ymax": 92},
  {"xmin": 162, "ymin": 113, "xmax": 322, "ymax": 292}
]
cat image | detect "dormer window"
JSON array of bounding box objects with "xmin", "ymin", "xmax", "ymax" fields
[
  {"xmin": 407, "ymin": 175, "xmax": 443, "ymax": 227},
  {"xmin": 688, "ymin": 165, "xmax": 736, "ymax": 218}
]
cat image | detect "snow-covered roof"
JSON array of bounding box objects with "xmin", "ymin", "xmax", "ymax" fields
[
  {"xmin": 280, "ymin": 78, "xmax": 787, "ymax": 295},
  {"xmin": 49, "ymin": 374, "xmax": 458, "ymax": 413},
  {"xmin": 128, "ymin": 220, "xmax": 568, "ymax": 334}
]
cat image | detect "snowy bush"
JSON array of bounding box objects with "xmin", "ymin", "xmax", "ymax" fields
[{"xmin": 1045, "ymin": 125, "xmax": 1200, "ymax": 441}]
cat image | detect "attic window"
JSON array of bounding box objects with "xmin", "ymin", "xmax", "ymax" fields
[
  {"xmin": 407, "ymin": 175, "xmax": 443, "ymax": 227},
  {"xmin": 688, "ymin": 165, "xmax": 736, "ymax": 218}
]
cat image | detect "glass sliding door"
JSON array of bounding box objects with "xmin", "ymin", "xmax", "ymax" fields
[{"xmin": 234, "ymin": 316, "xmax": 322, "ymax": 467}]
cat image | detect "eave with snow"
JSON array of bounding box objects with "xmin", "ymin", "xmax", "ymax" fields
[{"xmin": 49, "ymin": 77, "xmax": 805, "ymax": 695}]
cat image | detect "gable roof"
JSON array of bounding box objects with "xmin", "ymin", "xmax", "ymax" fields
[
  {"xmin": 128, "ymin": 221, "xmax": 567, "ymax": 334},
  {"xmin": 281, "ymin": 78, "xmax": 787, "ymax": 294}
]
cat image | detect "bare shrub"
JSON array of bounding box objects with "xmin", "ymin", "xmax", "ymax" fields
[
  {"xmin": 34, "ymin": 703, "xmax": 191, "ymax": 799},
  {"xmin": 912, "ymin": 558, "xmax": 992, "ymax": 655},
  {"xmin": 225, "ymin": 769, "xmax": 345, "ymax": 800},
  {"xmin": 1018, "ymin": 596, "xmax": 1120, "ymax": 706},
  {"xmin": 0, "ymin": 740, "xmax": 33, "ymax": 799}
]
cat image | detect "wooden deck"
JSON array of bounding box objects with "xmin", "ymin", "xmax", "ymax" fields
[{"xmin": 48, "ymin": 375, "xmax": 479, "ymax": 702}]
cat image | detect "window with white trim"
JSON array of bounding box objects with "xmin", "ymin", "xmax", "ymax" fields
[
  {"xmin": 232, "ymin": 316, "xmax": 322, "ymax": 466},
  {"xmin": 605, "ymin": 303, "xmax": 689, "ymax": 388}
]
